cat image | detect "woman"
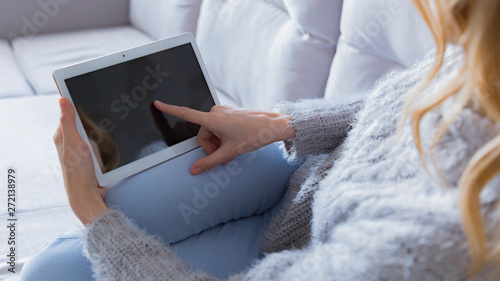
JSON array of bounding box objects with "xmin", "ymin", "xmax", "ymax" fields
[{"xmin": 26, "ymin": 0, "xmax": 500, "ymax": 279}]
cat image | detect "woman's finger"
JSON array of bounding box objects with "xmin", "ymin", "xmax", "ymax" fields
[
  {"xmin": 197, "ymin": 127, "xmax": 218, "ymax": 155},
  {"xmin": 59, "ymin": 98, "xmax": 82, "ymax": 146},
  {"xmin": 53, "ymin": 123, "xmax": 63, "ymax": 148},
  {"xmin": 213, "ymin": 137, "xmax": 222, "ymax": 148},
  {"xmin": 154, "ymin": 100, "xmax": 208, "ymax": 126},
  {"xmin": 191, "ymin": 147, "xmax": 232, "ymax": 175}
]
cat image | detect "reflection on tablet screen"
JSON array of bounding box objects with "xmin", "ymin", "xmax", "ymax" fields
[{"xmin": 65, "ymin": 43, "xmax": 215, "ymax": 174}]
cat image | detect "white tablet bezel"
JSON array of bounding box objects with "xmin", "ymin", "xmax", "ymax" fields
[{"xmin": 53, "ymin": 32, "xmax": 220, "ymax": 187}]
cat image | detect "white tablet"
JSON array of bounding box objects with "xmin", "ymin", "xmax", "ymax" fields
[{"xmin": 53, "ymin": 33, "xmax": 220, "ymax": 186}]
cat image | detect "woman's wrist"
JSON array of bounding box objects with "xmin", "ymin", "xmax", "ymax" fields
[
  {"xmin": 267, "ymin": 112, "xmax": 295, "ymax": 143},
  {"xmin": 69, "ymin": 192, "xmax": 108, "ymax": 226},
  {"xmin": 78, "ymin": 202, "xmax": 108, "ymax": 226}
]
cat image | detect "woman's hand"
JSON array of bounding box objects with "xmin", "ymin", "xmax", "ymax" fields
[
  {"xmin": 154, "ymin": 101, "xmax": 295, "ymax": 175},
  {"xmin": 53, "ymin": 97, "xmax": 108, "ymax": 225}
]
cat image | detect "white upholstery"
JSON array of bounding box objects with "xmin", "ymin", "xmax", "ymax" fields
[
  {"xmin": 0, "ymin": 40, "xmax": 33, "ymax": 98},
  {"xmin": 196, "ymin": 0, "xmax": 343, "ymax": 110},
  {"xmin": 325, "ymin": 0, "xmax": 435, "ymax": 100},
  {"xmin": 0, "ymin": 95, "xmax": 82, "ymax": 279},
  {"xmin": 12, "ymin": 26, "xmax": 153, "ymax": 95},
  {"xmin": 0, "ymin": 0, "xmax": 130, "ymax": 39},
  {"xmin": 129, "ymin": 0, "xmax": 203, "ymax": 40}
]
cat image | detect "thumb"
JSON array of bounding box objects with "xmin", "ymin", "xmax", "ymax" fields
[
  {"xmin": 191, "ymin": 147, "xmax": 232, "ymax": 175},
  {"xmin": 59, "ymin": 98, "xmax": 81, "ymax": 145}
]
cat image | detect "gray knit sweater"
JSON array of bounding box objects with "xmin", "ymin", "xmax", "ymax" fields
[{"xmin": 81, "ymin": 47, "xmax": 500, "ymax": 280}]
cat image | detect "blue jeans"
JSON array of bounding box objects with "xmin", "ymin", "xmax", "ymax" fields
[{"xmin": 20, "ymin": 143, "xmax": 296, "ymax": 280}]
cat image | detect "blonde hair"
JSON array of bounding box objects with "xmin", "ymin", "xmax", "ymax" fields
[{"xmin": 402, "ymin": 0, "xmax": 500, "ymax": 276}]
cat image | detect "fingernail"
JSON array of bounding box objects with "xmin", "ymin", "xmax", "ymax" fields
[
  {"xmin": 154, "ymin": 100, "xmax": 163, "ymax": 106},
  {"xmin": 192, "ymin": 167, "xmax": 202, "ymax": 175}
]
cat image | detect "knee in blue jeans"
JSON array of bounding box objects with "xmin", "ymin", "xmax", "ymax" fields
[{"xmin": 20, "ymin": 229, "xmax": 94, "ymax": 281}]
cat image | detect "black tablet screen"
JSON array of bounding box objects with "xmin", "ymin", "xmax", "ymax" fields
[{"xmin": 65, "ymin": 43, "xmax": 215, "ymax": 174}]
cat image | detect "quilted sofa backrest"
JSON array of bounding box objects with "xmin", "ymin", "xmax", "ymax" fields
[
  {"xmin": 324, "ymin": 0, "xmax": 435, "ymax": 100},
  {"xmin": 129, "ymin": 0, "xmax": 203, "ymax": 40},
  {"xmin": 195, "ymin": 0, "xmax": 344, "ymax": 110},
  {"xmin": 129, "ymin": 0, "xmax": 433, "ymax": 109}
]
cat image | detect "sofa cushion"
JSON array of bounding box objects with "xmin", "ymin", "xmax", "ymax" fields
[
  {"xmin": 129, "ymin": 0, "xmax": 203, "ymax": 40},
  {"xmin": 0, "ymin": 94, "xmax": 92, "ymax": 278},
  {"xmin": 12, "ymin": 26, "xmax": 153, "ymax": 95},
  {"xmin": 324, "ymin": 0, "xmax": 435, "ymax": 100},
  {"xmin": 196, "ymin": 0, "xmax": 343, "ymax": 110},
  {"xmin": 0, "ymin": 40, "xmax": 34, "ymax": 98},
  {"xmin": 0, "ymin": 0, "xmax": 130, "ymax": 39}
]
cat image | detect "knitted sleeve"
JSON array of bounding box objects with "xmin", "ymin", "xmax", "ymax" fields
[
  {"xmin": 82, "ymin": 208, "xmax": 218, "ymax": 281},
  {"xmin": 83, "ymin": 206, "xmax": 493, "ymax": 281},
  {"xmin": 81, "ymin": 207, "xmax": 317, "ymax": 281},
  {"xmin": 274, "ymin": 98, "xmax": 364, "ymax": 162}
]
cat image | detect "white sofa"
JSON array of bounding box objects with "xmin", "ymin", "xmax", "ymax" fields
[{"xmin": 0, "ymin": 0, "xmax": 434, "ymax": 279}]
